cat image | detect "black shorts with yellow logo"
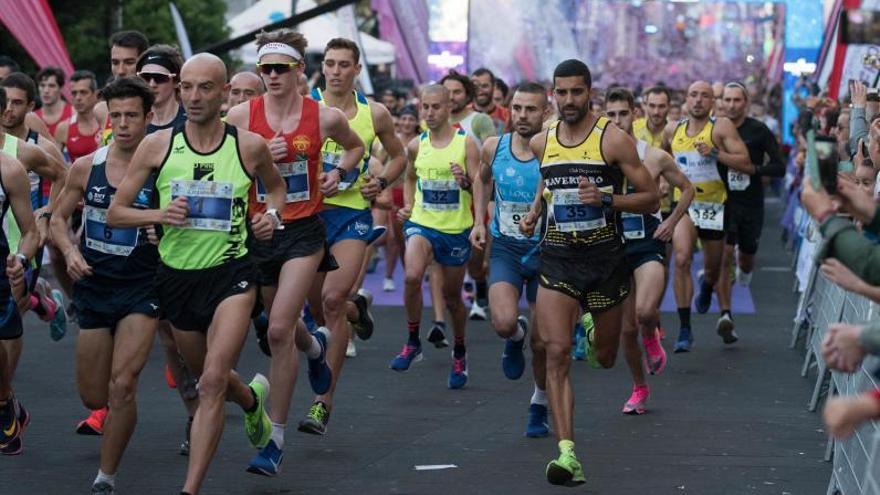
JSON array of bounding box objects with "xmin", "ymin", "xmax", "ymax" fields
[{"xmin": 538, "ymin": 249, "xmax": 631, "ymax": 313}]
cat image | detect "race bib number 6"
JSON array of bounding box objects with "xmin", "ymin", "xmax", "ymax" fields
[{"xmin": 688, "ymin": 201, "xmax": 724, "ymax": 231}]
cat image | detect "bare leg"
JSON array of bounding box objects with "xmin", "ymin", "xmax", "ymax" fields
[{"xmin": 537, "ymin": 288, "xmax": 580, "ymax": 442}]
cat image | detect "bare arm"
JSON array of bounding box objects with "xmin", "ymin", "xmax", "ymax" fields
[
  {"xmin": 604, "ymin": 126, "xmax": 658, "ymax": 214},
  {"xmin": 49, "ymin": 156, "xmax": 90, "ymax": 259},
  {"xmin": 25, "ymin": 113, "xmax": 52, "ymax": 141},
  {"xmin": 528, "ymin": 132, "xmax": 547, "ymax": 215},
  {"xmin": 107, "ymin": 133, "xmax": 168, "ymax": 228},
  {"xmin": 320, "ymin": 106, "xmax": 365, "ymax": 174},
  {"xmin": 241, "ymin": 131, "xmax": 286, "ymax": 214},
  {"xmin": 54, "ymin": 121, "xmax": 68, "ymax": 153},
  {"xmin": 372, "ymin": 102, "xmax": 406, "ymax": 184},
  {"xmin": 223, "ymin": 101, "xmax": 250, "ymax": 129},
  {"xmin": 713, "ymin": 117, "xmax": 753, "ymax": 173},
  {"xmin": 398, "ymin": 137, "xmax": 419, "ymax": 222},
  {"xmin": 19, "ymin": 141, "xmax": 65, "ymax": 211},
  {"xmin": 478, "ymin": 137, "xmax": 499, "ymax": 228},
  {"xmin": 465, "ymin": 137, "xmax": 483, "ymax": 224},
  {"xmin": 3, "ymin": 156, "xmax": 38, "ymax": 261},
  {"xmin": 651, "ymin": 147, "xmax": 694, "ymax": 242},
  {"xmin": 661, "ymin": 121, "xmax": 677, "ymax": 154}
]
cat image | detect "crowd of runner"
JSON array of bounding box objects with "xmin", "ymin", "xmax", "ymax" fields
[{"xmin": 0, "ymin": 27, "xmax": 784, "ymax": 493}]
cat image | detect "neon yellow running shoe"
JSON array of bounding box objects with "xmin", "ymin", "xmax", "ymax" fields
[
  {"xmin": 244, "ymin": 373, "xmax": 271, "ymax": 449},
  {"xmin": 581, "ymin": 313, "xmax": 601, "ymax": 369},
  {"xmin": 546, "ymin": 449, "xmax": 586, "ymax": 486}
]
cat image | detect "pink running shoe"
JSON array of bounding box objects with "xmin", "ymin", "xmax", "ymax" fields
[
  {"xmin": 643, "ymin": 328, "xmax": 667, "ymax": 375},
  {"xmin": 622, "ymin": 384, "xmax": 649, "ymax": 415}
]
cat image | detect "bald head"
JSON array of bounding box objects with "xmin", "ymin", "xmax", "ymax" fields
[
  {"xmin": 179, "ymin": 53, "xmax": 229, "ymax": 124},
  {"xmin": 228, "ymin": 70, "xmax": 264, "ymax": 107},
  {"xmin": 181, "ymin": 53, "xmax": 227, "ymax": 85},
  {"xmin": 686, "ymin": 80, "xmax": 714, "ymax": 120}
]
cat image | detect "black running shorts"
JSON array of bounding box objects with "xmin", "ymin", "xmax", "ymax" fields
[{"xmin": 538, "ymin": 250, "xmax": 631, "ymax": 313}]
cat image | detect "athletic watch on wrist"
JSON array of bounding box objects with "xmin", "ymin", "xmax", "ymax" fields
[
  {"xmin": 601, "ymin": 192, "xmax": 613, "ymax": 208},
  {"xmin": 15, "ymin": 253, "xmax": 28, "ymax": 267},
  {"xmin": 332, "ymin": 166, "xmax": 347, "ymax": 182},
  {"xmin": 377, "ymin": 177, "xmax": 389, "ymax": 191}
]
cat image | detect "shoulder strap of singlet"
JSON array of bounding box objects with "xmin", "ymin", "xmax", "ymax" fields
[
  {"xmin": 92, "ymin": 145, "xmax": 110, "ymax": 166},
  {"xmin": 25, "ymin": 129, "xmax": 39, "ymax": 144},
  {"xmin": 311, "ymin": 87, "xmax": 323, "ymax": 102},
  {"xmin": 355, "ymin": 90, "xmax": 368, "ymax": 105}
]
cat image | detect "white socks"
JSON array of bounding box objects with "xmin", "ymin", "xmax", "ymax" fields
[
  {"xmin": 94, "ymin": 470, "xmax": 116, "ymax": 488},
  {"xmin": 509, "ymin": 324, "xmax": 525, "ymax": 342},
  {"xmin": 531, "ymin": 385, "xmax": 547, "ymax": 406},
  {"xmin": 271, "ymin": 422, "xmax": 286, "ymax": 449}
]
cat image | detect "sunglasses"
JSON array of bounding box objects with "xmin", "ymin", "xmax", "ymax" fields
[
  {"xmin": 256, "ymin": 62, "xmax": 300, "ymax": 75},
  {"xmin": 138, "ymin": 72, "xmax": 175, "ymax": 84}
]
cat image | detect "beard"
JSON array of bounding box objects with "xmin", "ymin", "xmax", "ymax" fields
[{"xmin": 561, "ymin": 105, "xmax": 588, "ymax": 124}]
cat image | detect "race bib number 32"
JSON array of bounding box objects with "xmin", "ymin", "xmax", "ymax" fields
[
  {"xmin": 688, "ymin": 201, "xmax": 724, "ymax": 231},
  {"xmin": 171, "ymin": 180, "xmax": 234, "ymax": 232},
  {"xmin": 421, "ymin": 179, "xmax": 460, "ymax": 211}
]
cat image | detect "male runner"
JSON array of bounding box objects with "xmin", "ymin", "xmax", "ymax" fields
[
  {"xmin": 633, "ymin": 86, "xmax": 670, "ymax": 148},
  {"xmin": 99, "ymin": 31, "xmax": 151, "ymax": 145},
  {"xmin": 49, "ymin": 76, "xmax": 160, "ymax": 494},
  {"xmin": 391, "ymin": 84, "xmax": 482, "ymax": 390},
  {"xmin": 297, "ymin": 37, "xmax": 404, "ymax": 436},
  {"xmin": 440, "ymin": 70, "xmax": 494, "ymax": 321},
  {"xmin": 225, "ymin": 29, "xmax": 366, "ymax": 474},
  {"xmin": 0, "ymin": 57, "xmax": 19, "ymax": 82},
  {"xmin": 107, "ymin": 53, "xmax": 286, "ymax": 495},
  {"xmin": 35, "ymin": 66, "xmax": 73, "ymax": 136},
  {"xmin": 475, "ymin": 82, "xmax": 550, "ymax": 436},
  {"xmin": 715, "ymin": 82, "xmax": 784, "ymax": 341},
  {"xmin": 604, "ymin": 87, "xmax": 694, "ymax": 414},
  {"xmin": 137, "ymin": 45, "xmax": 187, "ymax": 133},
  {"xmin": 472, "ymin": 67, "xmax": 510, "ymax": 134},
  {"xmin": 518, "ymin": 59, "xmax": 658, "ymax": 486},
  {"xmin": 494, "ymin": 78, "xmax": 510, "ymax": 109},
  {"xmin": 0, "ymin": 87, "xmax": 41, "ymax": 455},
  {"xmin": 55, "ymin": 70, "xmax": 101, "ymax": 163},
  {"xmin": 227, "ymin": 71, "xmax": 264, "ymax": 109},
  {"xmin": 662, "ymin": 80, "xmax": 750, "ymax": 352}
]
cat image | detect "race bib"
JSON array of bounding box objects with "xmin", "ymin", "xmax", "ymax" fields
[
  {"xmin": 727, "ymin": 169, "xmax": 751, "ymax": 191},
  {"xmin": 322, "ymin": 152, "xmax": 360, "ymax": 191},
  {"xmin": 688, "ymin": 201, "xmax": 724, "ymax": 231},
  {"xmin": 676, "ymin": 150, "xmax": 721, "ymax": 184},
  {"xmin": 171, "ymin": 180, "xmax": 234, "ymax": 232},
  {"xmin": 257, "ymin": 160, "xmax": 309, "ymax": 203},
  {"xmin": 498, "ymin": 200, "xmax": 532, "ymax": 238},
  {"xmin": 621, "ymin": 212, "xmax": 645, "ymax": 240},
  {"xmin": 421, "ymin": 179, "xmax": 460, "ymax": 211},
  {"xmin": 551, "ymin": 188, "xmax": 606, "ymax": 233},
  {"xmin": 84, "ymin": 206, "xmax": 139, "ymax": 256}
]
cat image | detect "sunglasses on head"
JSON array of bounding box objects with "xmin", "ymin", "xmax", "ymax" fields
[
  {"xmin": 256, "ymin": 62, "xmax": 300, "ymax": 75},
  {"xmin": 138, "ymin": 72, "xmax": 175, "ymax": 84}
]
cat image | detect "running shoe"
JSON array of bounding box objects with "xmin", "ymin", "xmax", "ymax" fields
[
  {"xmin": 390, "ymin": 342, "xmax": 423, "ymax": 371},
  {"xmin": 716, "ymin": 313, "xmax": 738, "ymax": 344},
  {"xmin": 0, "ymin": 398, "xmax": 19, "ymax": 448},
  {"xmin": 622, "ymin": 384, "xmax": 649, "ymax": 415},
  {"xmin": 468, "ymin": 299, "xmax": 488, "ymax": 320},
  {"xmin": 307, "ymin": 327, "xmax": 332, "ymax": 395},
  {"xmin": 180, "ymin": 417, "xmax": 192, "ymax": 456},
  {"xmin": 427, "ymin": 322, "xmax": 449, "ymax": 348},
  {"xmin": 246, "ymin": 439, "xmax": 284, "ymax": 477},
  {"xmin": 165, "ymin": 364, "xmax": 177, "ymax": 388},
  {"xmin": 350, "ymin": 290, "xmax": 374, "ymax": 340},
  {"xmin": 383, "ymin": 277, "xmax": 395, "ymax": 292},
  {"xmin": 501, "ymin": 316, "xmax": 528, "ymax": 380},
  {"xmin": 695, "ymin": 271, "xmax": 712, "ymax": 314},
  {"xmin": 448, "ymin": 353, "xmax": 469, "ymax": 389},
  {"xmin": 643, "ymin": 329, "xmax": 667, "ymax": 375},
  {"xmin": 49, "ymin": 289, "xmax": 67, "ymax": 341},
  {"xmin": 573, "ymin": 322, "xmax": 587, "ymax": 361},
  {"xmin": 735, "ymin": 266, "xmax": 753, "ymax": 287},
  {"xmin": 346, "ymin": 337, "xmax": 357, "ymax": 358},
  {"xmin": 673, "ymin": 327, "xmax": 693, "ymax": 353},
  {"xmin": 244, "ymin": 374, "xmax": 271, "ymax": 449},
  {"xmin": 582, "ymin": 313, "xmax": 601, "ymax": 369},
  {"xmin": 297, "ymin": 401, "xmax": 330, "ymax": 436},
  {"xmin": 302, "ymin": 304, "xmax": 317, "ymax": 332},
  {"xmin": 525, "ymin": 403, "xmax": 549, "ymax": 438},
  {"xmin": 0, "ymin": 398, "xmax": 27, "ymax": 454},
  {"xmin": 545, "ymin": 448, "xmax": 586, "ymax": 486},
  {"xmin": 91, "ymin": 481, "xmax": 115, "ymax": 494},
  {"xmin": 76, "ymin": 407, "xmax": 107, "ymax": 435},
  {"xmin": 253, "ymin": 311, "xmax": 271, "ymax": 357}
]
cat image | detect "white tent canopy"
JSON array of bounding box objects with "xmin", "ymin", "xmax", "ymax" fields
[{"xmin": 228, "ymin": 0, "xmax": 395, "ymax": 65}]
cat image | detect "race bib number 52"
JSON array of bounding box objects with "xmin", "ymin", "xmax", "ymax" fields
[{"xmin": 688, "ymin": 201, "xmax": 724, "ymax": 231}]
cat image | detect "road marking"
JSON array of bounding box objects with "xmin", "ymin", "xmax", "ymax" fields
[
  {"xmin": 761, "ymin": 266, "xmax": 790, "ymax": 272},
  {"xmin": 415, "ymin": 464, "xmax": 458, "ymax": 471}
]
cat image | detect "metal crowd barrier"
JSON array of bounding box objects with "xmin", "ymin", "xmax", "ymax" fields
[{"xmin": 788, "ymin": 215, "xmax": 880, "ymax": 495}]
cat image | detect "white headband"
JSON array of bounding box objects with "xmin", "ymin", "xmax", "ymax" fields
[{"xmin": 257, "ymin": 42, "xmax": 304, "ymax": 62}]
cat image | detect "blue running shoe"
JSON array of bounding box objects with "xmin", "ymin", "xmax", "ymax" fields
[
  {"xmin": 502, "ymin": 316, "xmax": 528, "ymax": 380},
  {"xmin": 448, "ymin": 354, "xmax": 468, "ymax": 389},
  {"xmin": 49, "ymin": 289, "xmax": 67, "ymax": 341},
  {"xmin": 390, "ymin": 342, "xmax": 423, "ymax": 371},
  {"xmin": 302, "ymin": 304, "xmax": 317, "ymax": 332},
  {"xmin": 695, "ymin": 271, "xmax": 712, "ymax": 314},
  {"xmin": 308, "ymin": 327, "xmax": 332, "ymax": 395},
  {"xmin": 573, "ymin": 323, "xmax": 587, "ymax": 361},
  {"xmin": 253, "ymin": 311, "xmax": 270, "ymax": 357},
  {"xmin": 525, "ymin": 403, "xmax": 549, "ymax": 438},
  {"xmin": 673, "ymin": 327, "xmax": 693, "ymax": 353},
  {"xmin": 246, "ymin": 439, "xmax": 284, "ymax": 477}
]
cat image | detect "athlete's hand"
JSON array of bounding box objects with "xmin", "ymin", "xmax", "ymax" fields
[
  {"xmin": 63, "ymin": 247, "xmax": 93, "ymax": 282},
  {"xmin": 320, "ymin": 171, "xmax": 340, "ymax": 197},
  {"xmin": 450, "ymin": 163, "xmax": 470, "ymax": 189},
  {"xmin": 162, "ymin": 196, "xmax": 190, "ymax": 226},
  {"xmin": 267, "ymin": 129, "xmax": 288, "ymax": 163},
  {"xmin": 821, "ymin": 258, "xmax": 867, "ymax": 295},
  {"xmin": 469, "ymin": 223, "xmax": 487, "ymax": 249},
  {"xmin": 653, "ymin": 218, "xmax": 675, "ymax": 242},
  {"xmin": 824, "ymin": 394, "xmax": 880, "ymax": 439},
  {"xmin": 822, "ymin": 323, "xmax": 866, "ymax": 373},
  {"xmin": 250, "ymin": 212, "xmax": 275, "ymax": 242},
  {"xmin": 577, "ymin": 177, "xmax": 602, "ymax": 206},
  {"xmin": 145, "ymin": 225, "xmax": 160, "ymax": 245},
  {"xmin": 695, "ymin": 142, "xmax": 716, "ymax": 158},
  {"xmin": 397, "ymin": 204, "xmax": 412, "ymax": 222},
  {"xmin": 520, "ymin": 210, "xmax": 538, "ymax": 237},
  {"xmin": 360, "ymin": 174, "xmax": 381, "ymax": 201}
]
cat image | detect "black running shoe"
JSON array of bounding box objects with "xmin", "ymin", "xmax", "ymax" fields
[
  {"xmin": 350, "ymin": 292, "xmax": 374, "ymax": 341},
  {"xmin": 427, "ymin": 322, "xmax": 449, "ymax": 348}
]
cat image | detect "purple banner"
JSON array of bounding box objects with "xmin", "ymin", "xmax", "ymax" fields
[{"xmin": 373, "ymin": 0, "xmax": 430, "ymax": 84}]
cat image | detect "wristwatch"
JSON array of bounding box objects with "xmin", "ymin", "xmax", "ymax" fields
[
  {"xmin": 377, "ymin": 177, "xmax": 389, "ymax": 191},
  {"xmin": 14, "ymin": 253, "xmax": 28, "ymax": 267},
  {"xmin": 332, "ymin": 166, "xmax": 347, "ymax": 182},
  {"xmin": 601, "ymin": 192, "xmax": 613, "ymax": 208}
]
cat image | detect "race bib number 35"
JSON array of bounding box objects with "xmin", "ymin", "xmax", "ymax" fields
[
  {"xmin": 258, "ymin": 160, "xmax": 309, "ymax": 203},
  {"xmin": 688, "ymin": 201, "xmax": 724, "ymax": 231},
  {"xmin": 84, "ymin": 206, "xmax": 139, "ymax": 256},
  {"xmin": 171, "ymin": 180, "xmax": 234, "ymax": 232},
  {"xmin": 552, "ymin": 188, "xmax": 606, "ymax": 233},
  {"xmin": 421, "ymin": 179, "xmax": 460, "ymax": 211}
]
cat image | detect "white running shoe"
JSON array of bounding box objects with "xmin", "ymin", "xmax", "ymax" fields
[
  {"xmin": 468, "ymin": 300, "xmax": 488, "ymax": 321},
  {"xmin": 735, "ymin": 267, "xmax": 753, "ymax": 287},
  {"xmin": 383, "ymin": 278, "xmax": 395, "ymax": 292},
  {"xmin": 346, "ymin": 337, "xmax": 357, "ymax": 358}
]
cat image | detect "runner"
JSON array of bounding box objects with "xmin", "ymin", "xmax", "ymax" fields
[
  {"xmin": 604, "ymin": 87, "xmax": 694, "ymax": 414},
  {"xmin": 494, "ymin": 78, "xmax": 510, "ymax": 109},
  {"xmin": 137, "ymin": 45, "xmax": 187, "ymax": 134},
  {"xmin": 225, "ymin": 29, "xmax": 366, "ymax": 475},
  {"xmin": 472, "ymin": 67, "xmax": 510, "ymax": 134},
  {"xmin": 55, "ymin": 70, "xmax": 101, "ymax": 163},
  {"xmin": 99, "ymin": 31, "xmax": 151, "ymax": 145},
  {"xmin": 0, "ymin": 57, "xmax": 19, "ymax": 82},
  {"xmin": 0, "ymin": 87, "xmax": 41, "ymax": 456},
  {"xmin": 226, "ymin": 71, "xmax": 264, "ymax": 109},
  {"xmin": 662, "ymin": 80, "xmax": 751, "ymax": 352},
  {"xmin": 106, "ymin": 53, "xmax": 286, "ymax": 495},
  {"xmin": 475, "ymin": 82, "xmax": 550, "ymax": 436},
  {"xmin": 518, "ymin": 59, "xmax": 658, "ymax": 486},
  {"xmin": 35, "ymin": 67, "xmax": 73, "ymax": 137},
  {"xmin": 383, "ymin": 105, "xmax": 420, "ymax": 292},
  {"xmin": 633, "ymin": 86, "xmax": 670, "ymax": 148},
  {"xmin": 297, "ymin": 37, "xmax": 404, "ymax": 436},
  {"xmin": 715, "ymin": 81, "xmax": 784, "ymax": 342},
  {"xmin": 390, "ymin": 83, "xmax": 483, "ymax": 390},
  {"xmin": 48, "ymin": 76, "xmax": 160, "ymax": 494}
]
